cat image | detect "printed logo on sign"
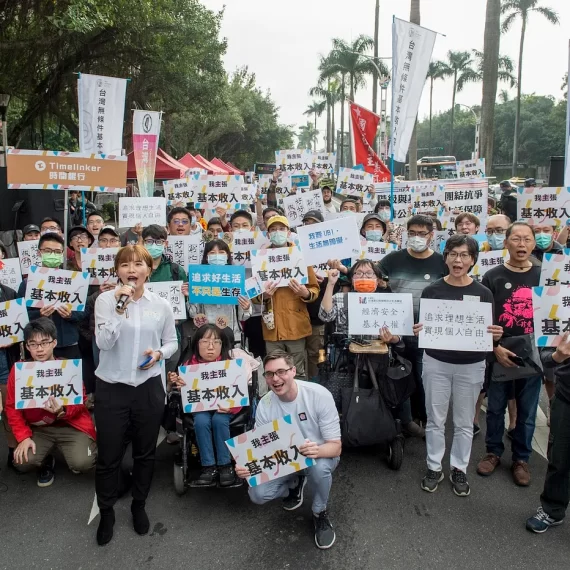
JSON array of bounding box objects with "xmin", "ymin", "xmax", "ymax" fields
[
  {"xmin": 424, "ymin": 274, "xmax": 431, "ymax": 280},
  {"xmin": 298, "ymin": 413, "xmax": 307, "ymax": 422},
  {"xmin": 35, "ymin": 160, "xmax": 46, "ymax": 171},
  {"xmin": 142, "ymin": 113, "xmax": 153, "ymax": 133}
]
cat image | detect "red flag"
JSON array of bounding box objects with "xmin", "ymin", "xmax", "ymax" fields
[{"xmin": 350, "ymin": 102, "xmax": 391, "ymax": 182}]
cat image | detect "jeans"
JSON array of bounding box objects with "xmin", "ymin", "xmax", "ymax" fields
[
  {"xmin": 541, "ymin": 395, "xmax": 570, "ymax": 521},
  {"xmin": 193, "ymin": 411, "xmax": 232, "ymax": 466},
  {"xmin": 249, "ymin": 456, "xmax": 340, "ymax": 514},
  {"xmin": 485, "ymin": 375, "xmax": 542, "ymax": 462},
  {"xmin": 423, "ymin": 354, "xmax": 485, "ymax": 472}
]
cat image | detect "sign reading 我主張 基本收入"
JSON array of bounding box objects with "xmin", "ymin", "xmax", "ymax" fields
[
  {"xmin": 192, "ymin": 175, "xmax": 245, "ymax": 210},
  {"xmin": 231, "ymin": 231, "xmax": 268, "ymax": 268},
  {"xmin": 275, "ymin": 149, "xmax": 312, "ymax": 175},
  {"xmin": 336, "ymin": 167, "xmax": 374, "ymax": 197},
  {"xmin": 0, "ymin": 298, "xmax": 29, "ymax": 348},
  {"xmin": 251, "ymin": 246, "xmax": 308, "ymax": 289},
  {"xmin": 7, "ymin": 150, "xmax": 127, "ymax": 192},
  {"xmin": 24, "ymin": 267, "xmax": 90, "ymax": 310},
  {"xmin": 517, "ymin": 187, "xmax": 570, "ymax": 227},
  {"xmin": 533, "ymin": 285, "xmax": 570, "ymax": 347},
  {"xmin": 189, "ymin": 265, "xmax": 246, "ymax": 305},
  {"xmin": 539, "ymin": 249, "xmax": 570, "ymax": 287},
  {"xmin": 81, "ymin": 247, "xmax": 118, "ymax": 286}
]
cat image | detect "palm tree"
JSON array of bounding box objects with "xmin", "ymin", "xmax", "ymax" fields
[
  {"xmin": 499, "ymin": 89, "xmax": 511, "ymax": 103},
  {"xmin": 426, "ymin": 61, "xmax": 446, "ymax": 155},
  {"xmin": 501, "ymin": 0, "xmax": 559, "ymax": 176},
  {"xmin": 298, "ymin": 123, "xmax": 319, "ymax": 150},
  {"xmin": 309, "ymin": 79, "xmax": 343, "ymax": 153},
  {"xmin": 480, "ymin": 0, "xmax": 501, "ymax": 173},
  {"xmin": 470, "ymin": 50, "xmax": 517, "ymax": 87},
  {"xmin": 408, "ymin": 0, "xmax": 421, "ymax": 181},
  {"xmin": 563, "ymin": 73, "xmax": 568, "ymax": 99},
  {"xmin": 439, "ymin": 51, "xmax": 477, "ymax": 154},
  {"xmin": 303, "ymin": 101, "xmax": 326, "ymax": 150}
]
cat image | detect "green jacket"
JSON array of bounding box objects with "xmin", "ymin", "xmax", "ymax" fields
[{"xmin": 150, "ymin": 256, "xmax": 188, "ymax": 284}]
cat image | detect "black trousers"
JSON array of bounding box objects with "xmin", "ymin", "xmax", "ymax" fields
[
  {"xmin": 53, "ymin": 344, "xmax": 81, "ymax": 360},
  {"xmin": 403, "ymin": 344, "xmax": 427, "ymax": 423},
  {"xmin": 242, "ymin": 316, "xmax": 266, "ymax": 359},
  {"xmin": 95, "ymin": 376, "xmax": 165, "ymax": 510},
  {"xmin": 541, "ymin": 394, "xmax": 570, "ymax": 521},
  {"xmin": 78, "ymin": 335, "xmax": 96, "ymax": 394}
]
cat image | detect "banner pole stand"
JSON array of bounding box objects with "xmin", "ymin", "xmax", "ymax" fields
[{"xmin": 63, "ymin": 188, "xmax": 69, "ymax": 260}]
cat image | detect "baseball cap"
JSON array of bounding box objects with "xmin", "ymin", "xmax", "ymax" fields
[
  {"xmin": 524, "ymin": 178, "xmax": 536, "ymax": 188},
  {"xmin": 303, "ymin": 210, "xmax": 324, "ymax": 223},
  {"xmin": 23, "ymin": 224, "xmax": 40, "ymax": 235},
  {"xmin": 362, "ymin": 213, "xmax": 387, "ymax": 233},
  {"xmin": 266, "ymin": 215, "xmax": 290, "ymax": 230},
  {"xmin": 99, "ymin": 225, "xmax": 120, "ymax": 238}
]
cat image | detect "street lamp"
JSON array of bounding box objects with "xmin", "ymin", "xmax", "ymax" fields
[
  {"xmin": 456, "ymin": 103, "xmax": 481, "ymax": 160},
  {"xmin": 0, "ymin": 93, "xmax": 11, "ymax": 167}
]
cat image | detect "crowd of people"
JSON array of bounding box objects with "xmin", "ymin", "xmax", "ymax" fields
[{"xmin": 0, "ymin": 170, "xmax": 569, "ymax": 550}]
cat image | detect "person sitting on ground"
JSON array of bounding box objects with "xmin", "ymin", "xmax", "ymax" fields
[{"xmin": 5, "ymin": 317, "xmax": 97, "ymax": 487}]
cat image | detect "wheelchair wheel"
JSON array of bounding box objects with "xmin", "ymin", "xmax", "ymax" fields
[
  {"xmin": 387, "ymin": 435, "xmax": 404, "ymax": 471},
  {"xmin": 173, "ymin": 463, "xmax": 187, "ymax": 495}
]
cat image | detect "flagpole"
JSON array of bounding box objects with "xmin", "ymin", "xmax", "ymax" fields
[
  {"xmin": 390, "ymin": 15, "xmax": 396, "ymax": 221},
  {"xmin": 565, "ymin": 39, "xmax": 570, "ymax": 187}
]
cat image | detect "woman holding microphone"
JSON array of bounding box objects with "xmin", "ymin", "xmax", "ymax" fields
[{"xmin": 94, "ymin": 245, "xmax": 178, "ymax": 546}]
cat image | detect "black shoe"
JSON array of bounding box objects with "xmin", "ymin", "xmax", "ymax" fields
[
  {"xmin": 218, "ymin": 464, "xmax": 240, "ymax": 487},
  {"xmin": 282, "ymin": 475, "xmax": 307, "ymax": 511},
  {"xmin": 421, "ymin": 469, "xmax": 444, "ymax": 493},
  {"xmin": 190, "ymin": 466, "xmax": 218, "ymax": 488},
  {"xmin": 37, "ymin": 455, "xmax": 55, "ymax": 488},
  {"xmin": 450, "ymin": 468, "xmax": 470, "ymax": 497},
  {"xmin": 473, "ymin": 423, "xmax": 481, "ymax": 436},
  {"xmin": 97, "ymin": 508, "xmax": 115, "ymax": 546},
  {"xmin": 313, "ymin": 510, "xmax": 336, "ymax": 549},
  {"xmin": 131, "ymin": 501, "xmax": 150, "ymax": 535}
]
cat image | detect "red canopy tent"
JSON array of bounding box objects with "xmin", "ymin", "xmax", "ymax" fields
[
  {"xmin": 209, "ymin": 157, "xmax": 233, "ymax": 173},
  {"xmin": 195, "ymin": 154, "xmax": 227, "ymax": 175},
  {"xmin": 126, "ymin": 150, "xmax": 186, "ymax": 179},
  {"xmin": 178, "ymin": 153, "xmax": 217, "ymax": 174},
  {"xmin": 225, "ymin": 161, "xmax": 245, "ymax": 175},
  {"xmin": 157, "ymin": 148, "xmax": 191, "ymax": 173}
]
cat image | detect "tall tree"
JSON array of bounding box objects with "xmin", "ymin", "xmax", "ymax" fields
[
  {"xmin": 297, "ymin": 122, "xmax": 319, "ymax": 150},
  {"xmin": 501, "ymin": 0, "xmax": 559, "ymax": 176},
  {"xmin": 408, "ymin": 0, "xmax": 421, "ymax": 180},
  {"xmin": 426, "ymin": 61, "xmax": 446, "ymax": 155},
  {"xmin": 303, "ymin": 101, "xmax": 326, "ymax": 150},
  {"xmin": 439, "ymin": 51, "xmax": 477, "ymax": 154}
]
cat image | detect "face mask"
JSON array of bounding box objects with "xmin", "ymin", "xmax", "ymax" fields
[
  {"xmin": 378, "ymin": 209, "xmax": 391, "ymax": 222},
  {"xmin": 408, "ymin": 236, "xmax": 429, "ymax": 253},
  {"xmin": 535, "ymin": 233, "xmax": 552, "ymax": 249},
  {"xmin": 366, "ymin": 230, "xmax": 384, "ymax": 242},
  {"xmin": 269, "ymin": 231, "xmax": 288, "ymax": 246},
  {"xmin": 488, "ymin": 233, "xmax": 506, "ymax": 250},
  {"xmin": 42, "ymin": 253, "xmax": 64, "ymax": 268},
  {"xmin": 208, "ymin": 253, "xmax": 227, "ymax": 266},
  {"xmin": 353, "ymin": 279, "xmax": 378, "ymax": 293},
  {"xmin": 41, "ymin": 229, "xmax": 58, "ymax": 236},
  {"xmin": 145, "ymin": 244, "xmax": 164, "ymax": 259}
]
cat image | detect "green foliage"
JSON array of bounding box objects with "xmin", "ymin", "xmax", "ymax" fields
[{"xmin": 100, "ymin": 201, "xmax": 117, "ymax": 222}]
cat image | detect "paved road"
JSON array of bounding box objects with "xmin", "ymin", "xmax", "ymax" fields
[{"xmin": 1, "ymin": 419, "xmax": 568, "ymax": 570}]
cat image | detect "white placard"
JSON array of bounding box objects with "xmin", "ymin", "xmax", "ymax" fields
[
  {"xmin": 81, "ymin": 247, "xmax": 119, "ymax": 285},
  {"xmin": 119, "ymin": 197, "xmax": 166, "ymax": 226},
  {"xmin": 311, "ymin": 152, "xmax": 336, "ymax": 174},
  {"xmin": 164, "ymin": 234, "xmax": 204, "ymax": 270},
  {"xmin": 347, "ymin": 293, "xmax": 414, "ymax": 336},
  {"xmin": 25, "ymin": 267, "xmax": 90, "ymax": 310},
  {"xmin": 251, "ymin": 246, "xmax": 308, "ymax": 288},
  {"xmin": 336, "ymin": 167, "xmax": 373, "ymax": 196},
  {"xmin": 0, "ymin": 298, "xmax": 29, "ymax": 347},
  {"xmin": 275, "ymin": 149, "xmax": 313, "ymax": 174},
  {"xmin": 418, "ymin": 298, "xmax": 493, "ymax": 351},
  {"xmin": 282, "ymin": 190, "xmax": 326, "ymax": 227},
  {"xmin": 533, "ymin": 285, "xmax": 570, "ymax": 347},
  {"xmin": 296, "ymin": 218, "xmax": 361, "ymax": 266},
  {"xmin": 359, "ymin": 240, "xmax": 398, "ymax": 262},
  {"xmin": 324, "ymin": 210, "xmax": 367, "ymax": 230},
  {"xmin": 145, "ymin": 280, "xmax": 187, "ymax": 319},
  {"xmin": 0, "ymin": 258, "xmax": 23, "ymax": 292},
  {"xmin": 455, "ymin": 158, "xmax": 486, "ymax": 178},
  {"xmin": 17, "ymin": 240, "xmax": 41, "ymax": 276},
  {"xmin": 231, "ymin": 231, "xmax": 268, "ymax": 268},
  {"xmin": 193, "ymin": 175, "xmax": 246, "ymax": 209},
  {"xmin": 470, "ymin": 249, "xmax": 509, "ymax": 283},
  {"xmin": 517, "ymin": 187, "xmax": 570, "ymax": 227},
  {"xmin": 540, "ymin": 249, "xmax": 570, "ymax": 286},
  {"xmin": 163, "ymin": 176, "xmax": 199, "ymax": 204}
]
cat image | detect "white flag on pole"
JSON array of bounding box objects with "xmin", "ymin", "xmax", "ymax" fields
[
  {"xmin": 77, "ymin": 73, "xmax": 127, "ymax": 155},
  {"xmin": 390, "ymin": 17, "xmax": 437, "ymax": 163}
]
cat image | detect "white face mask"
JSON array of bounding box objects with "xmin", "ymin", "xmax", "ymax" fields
[{"xmin": 408, "ymin": 236, "xmax": 429, "ymax": 253}]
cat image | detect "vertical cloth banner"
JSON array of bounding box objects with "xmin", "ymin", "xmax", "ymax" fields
[
  {"xmin": 349, "ymin": 103, "xmax": 391, "ymax": 182},
  {"xmin": 390, "ymin": 17, "xmax": 437, "ymax": 163},
  {"xmin": 133, "ymin": 110, "xmax": 161, "ymax": 197},
  {"xmin": 77, "ymin": 73, "xmax": 127, "ymax": 155},
  {"xmin": 565, "ymin": 39, "xmax": 570, "ymax": 187}
]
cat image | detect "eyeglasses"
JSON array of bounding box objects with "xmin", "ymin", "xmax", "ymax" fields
[
  {"xmin": 172, "ymin": 219, "xmax": 189, "ymax": 226},
  {"xmin": 143, "ymin": 239, "xmax": 166, "ymax": 246},
  {"xmin": 263, "ymin": 368, "xmax": 293, "ymax": 380},
  {"xmin": 41, "ymin": 227, "xmax": 59, "ymax": 233},
  {"xmin": 408, "ymin": 231, "xmax": 430, "ymax": 238},
  {"xmin": 353, "ymin": 272, "xmax": 376, "ymax": 279},
  {"xmin": 485, "ymin": 229, "xmax": 506, "ymax": 236},
  {"xmin": 198, "ymin": 339, "xmax": 222, "ymax": 347},
  {"xmin": 98, "ymin": 238, "xmax": 120, "ymax": 246},
  {"xmin": 457, "ymin": 222, "xmax": 476, "ymax": 228},
  {"xmin": 508, "ymin": 237, "xmax": 534, "ymax": 245},
  {"xmin": 26, "ymin": 340, "xmax": 54, "ymax": 350},
  {"xmin": 71, "ymin": 233, "xmax": 89, "ymax": 242},
  {"xmin": 39, "ymin": 248, "xmax": 63, "ymax": 255},
  {"xmin": 447, "ymin": 252, "xmax": 472, "ymax": 261}
]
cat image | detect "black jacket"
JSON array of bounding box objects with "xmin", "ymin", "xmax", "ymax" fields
[{"xmin": 542, "ymin": 348, "xmax": 570, "ymax": 404}]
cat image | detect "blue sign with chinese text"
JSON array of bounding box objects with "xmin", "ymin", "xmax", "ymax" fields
[{"xmin": 189, "ymin": 265, "xmax": 246, "ymax": 305}]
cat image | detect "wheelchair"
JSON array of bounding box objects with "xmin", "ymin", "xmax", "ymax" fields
[{"xmin": 166, "ymin": 369, "xmax": 260, "ymax": 495}]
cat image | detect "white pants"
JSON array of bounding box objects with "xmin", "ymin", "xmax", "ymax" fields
[{"xmin": 422, "ymin": 353, "xmax": 485, "ymax": 472}]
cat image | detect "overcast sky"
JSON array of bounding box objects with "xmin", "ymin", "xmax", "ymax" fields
[{"xmin": 201, "ymin": 0, "xmax": 568, "ymax": 142}]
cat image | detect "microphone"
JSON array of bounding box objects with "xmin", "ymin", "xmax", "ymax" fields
[{"xmin": 116, "ymin": 281, "xmax": 136, "ymax": 311}]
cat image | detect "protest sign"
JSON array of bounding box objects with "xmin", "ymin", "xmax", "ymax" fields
[
  {"xmin": 290, "ymin": 174, "xmax": 310, "ymax": 189},
  {"xmin": 418, "ymin": 298, "xmax": 493, "ymax": 351},
  {"xmin": 164, "ymin": 234, "xmax": 204, "ymax": 270},
  {"xmin": 254, "ymin": 163, "xmax": 276, "ymax": 176},
  {"xmin": 145, "ymin": 281, "xmax": 187, "ymax": 319},
  {"xmin": 7, "ymin": 150, "xmax": 127, "ymax": 192},
  {"xmin": 311, "ymin": 152, "xmax": 336, "ymax": 174},
  {"xmin": 17, "ymin": 240, "xmax": 41, "ymax": 276},
  {"xmin": 438, "ymin": 179, "xmax": 488, "ymax": 224},
  {"xmin": 178, "ymin": 359, "xmax": 249, "ymax": 413},
  {"xmin": 296, "ymin": 218, "xmax": 361, "ymax": 266},
  {"xmin": 119, "ymin": 197, "xmax": 166, "ymax": 226},
  {"xmin": 81, "ymin": 247, "xmax": 118, "ymax": 285},
  {"xmin": 336, "ymin": 167, "xmax": 373, "ymax": 197},
  {"xmin": 359, "ymin": 240, "xmax": 398, "ymax": 262},
  {"xmin": 251, "ymin": 246, "xmax": 308, "ymax": 288},
  {"xmin": 455, "ymin": 158, "xmax": 486, "ymax": 179},
  {"xmin": 258, "ymin": 175, "xmax": 292, "ymax": 200},
  {"xmin": 25, "ymin": 267, "xmax": 90, "ymax": 310},
  {"xmin": 540, "ymin": 249, "xmax": 570, "ymax": 286},
  {"xmin": 193, "ymin": 175, "xmax": 246, "ymax": 209},
  {"xmin": 163, "ymin": 176, "xmax": 198, "ymax": 204},
  {"xmin": 275, "ymin": 149, "xmax": 312, "ymax": 174},
  {"xmin": 347, "ymin": 293, "xmax": 414, "ymax": 336},
  {"xmin": 282, "ymin": 190, "xmax": 325, "ymax": 227},
  {"xmin": 0, "ymin": 258, "xmax": 23, "ymax": 291},
  {"xmin": 15, "ymin": 359, "xmax": 83, "ymax": 410},
  {"xmin": 244, "ymin": 276, "xmax": 263, "ymax": 299},
  {"xmin": 0, "ymin": 298, "xmax": 29, "ymax": 348},
  {"xmin": 189, "ymin": 265, "xmax": 246, "ymax": 305},
  {"xmin": 517, "ymin": 187, "xmax": 570, "ymax": 227},
  {"xmin": 533, "ymin": 285, "xmax": 570, "ymax": 347},
  {"xmin": 312, "ymin": 262, "xmax": 329, "ymax": 279},
  {"xmin": 231, "ymin": 231, "xmax": 268, "ymax": 268},
  {"xmin": 470, "ymin": 249, "xmax": 509, "ymax": 282},
  {"xmin": 374, "ymin": 182, "xmax": 413, "ymax": 221},
  {"xmin": 225, "ymin": 414, "xmax": 315, "ymax": 486},
  {"xmin": 238, "ymin": 184, "xmax": 257, "ymax": 204}
]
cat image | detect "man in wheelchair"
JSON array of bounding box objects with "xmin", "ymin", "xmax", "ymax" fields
[{"xmin": 168, "ymin": 324, "xmax": 259, "ymax": 490}]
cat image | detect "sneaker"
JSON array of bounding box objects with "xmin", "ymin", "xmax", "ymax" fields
[
  {"xmin": 473, "ymin": 423, "xmax": 481, "ymax": 436},
  {"xmin": 526, "ymin": 507, "xmax": 564, "ymax": 533},
  {"xmin": 477, "ymin": 453, "xmax": 500, "ymax": 476},
  {"xmin": 404, "ymin": 421, "xmax": 425, "ymax": 438},
  {"xmin": 190, "ymin": 466, "xmax": 218, "ymax": 487},
  {"xmin": 37, "ymin": 455, "xmax": 55, "ymax": 488},
  {"xmin": 512, "ymin": 460, "xmax": 531, "ymax": 486},
  {"xmin": 421, "ymin": 469, "xmax": 444, "ymax": 493},
  {"xmin": 218, "ymin": 464, "xmax": 239, "ymax": 487},
  {"xmin": 450, "ymin": 468, "xmax": 470, "ymax": 497},
  {"xmin": 282, "ymin": 475, "xmax": 307, "ymax": 511},
  {"xmin": 313, "ymin": 510, "xmax": 336, "ymax": 549}
]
